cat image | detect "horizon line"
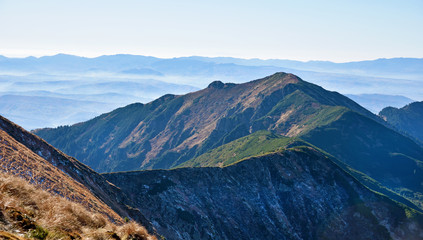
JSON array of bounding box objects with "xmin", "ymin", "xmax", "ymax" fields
[{"xmin": 1, "ymin": 52, "xmax": 423, "ymax": 64}]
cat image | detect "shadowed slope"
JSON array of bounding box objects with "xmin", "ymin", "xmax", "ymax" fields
[{"xmin": 104, "ymin": 147, "xmax": 423, "ymax": 240}]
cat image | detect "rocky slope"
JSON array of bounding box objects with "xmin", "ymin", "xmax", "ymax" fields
[
  {"xmin": 0, "ymin": 115, "xmax": 154, "ymax": 232},
  {"xmin": 104, "ymin": 147, "xmax": 423, "ymax": 240},
  {"xmin": 380, "ymin": 101, "xmax": 423, "ymax": 144}
]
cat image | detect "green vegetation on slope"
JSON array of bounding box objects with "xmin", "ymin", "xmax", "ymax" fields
[{"xmin": 177, "ymin": 130, "xmax": 309, "ymax": 168}]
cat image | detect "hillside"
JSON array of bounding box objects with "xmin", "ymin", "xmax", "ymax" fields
[
  {"xmin": 104, "ymin": 147, "xmax": 423, "ymax": 240},
  {"xmin": 0, "ymin": 126, "xmax": 121, "ymax": 222},
  {"xmin": 380, "ymin": 101, "xmax": 423, "ymax": 144},
  {"xmin": 0, "ymin": 115, "xmax": 155, "ymax": 233},
  {"xmin": 0, "ymin": 173, "xmax": 153, "ymax": 239}
]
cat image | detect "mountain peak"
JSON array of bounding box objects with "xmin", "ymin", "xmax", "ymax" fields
[
  {"xmin": 207, "ymin": 80, "xmax": 225, "ymax": 89},
  {"xmin": 264, "ymin": 72, "xmax": 301, "ymax": 82},
  {"xmin": 207, "ymin": 80, "xmax": 236, "ymax": 89}
]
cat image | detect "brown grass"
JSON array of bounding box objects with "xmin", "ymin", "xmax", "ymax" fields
[
  {"xmin": 0, "ymin": 173, "xmax": 156, "ymax": 240},
  {"xmin": 0, "ymin": 129, "xmax": 123, "ymax": 222}
]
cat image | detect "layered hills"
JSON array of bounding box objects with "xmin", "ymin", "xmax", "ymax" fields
[
  {"xmin": 35, "ymin": 72, "xmax": 423, "ymax": 210},
  {"xmin": 380, "ymin": 101, "xmax": 423, "ymax": 144}
]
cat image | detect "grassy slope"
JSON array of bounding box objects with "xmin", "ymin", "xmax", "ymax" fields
[
  {"xmin": 177, "ymin": 130, "xmax": 307, "ymax": 168},
  {"xmin": 0, "ymin": 173, "xmax": 154, "ymax": 240}
]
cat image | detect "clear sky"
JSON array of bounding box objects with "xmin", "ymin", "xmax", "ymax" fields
[{"xmin": 0, "ymin": 0, "xmax": 422, "ymax": 62}]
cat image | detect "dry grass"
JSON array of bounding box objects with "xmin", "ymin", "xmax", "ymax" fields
[
  {"xmin": 0, "ymin": 129, "xmax": 124, "ymax": 223},
  {"xmin": 0, "ymin": 173, "xmax": 156, "ymax": 240}
]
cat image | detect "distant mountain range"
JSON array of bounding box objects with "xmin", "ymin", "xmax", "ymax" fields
[
  {"xmin": 34, "ymin": 72, "xmax": 423, "ymax": 212},
  {"xmin": 346, "ymin": 94, "xmax": 414, "ymax": 113},
  {"xmin": 1, "ymin": 54, "xmax": 422, "ymax": 129}
]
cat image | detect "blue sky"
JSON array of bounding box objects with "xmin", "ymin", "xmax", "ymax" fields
[{"xmin": 0, "ymin": 0, "xmax": 422, "ymax": 62}]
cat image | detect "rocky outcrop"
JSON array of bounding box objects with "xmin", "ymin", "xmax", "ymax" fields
[{"xmin": 104, "ymin": 147, "xmax": 423, "ymax": 240}]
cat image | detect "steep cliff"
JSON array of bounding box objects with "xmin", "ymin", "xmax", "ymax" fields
[{"xmin": 104, "ymin": 147, "xmax": 423, "ymax": 240}]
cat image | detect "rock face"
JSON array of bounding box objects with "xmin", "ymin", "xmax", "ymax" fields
[
  {"xmin": 380, "ymin": 101, "xmax": 423, "ymax": 144},
  {"xmin": 104, "ymin": 147, "xmax": 423, "ymax": 240}
]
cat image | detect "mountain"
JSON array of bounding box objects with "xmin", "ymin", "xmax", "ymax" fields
[
  {"xmin": 34, "ymin": 72, "xmax": 423, "ymax": 210},
  {"xmin": 346, "ymin": 94, "xmax": 414, "ymax": 113},
  {"xmin": 380, "ymin": 101, "xmax": 423, "ymax": 144},
  {"xmin": 104, "ymin": 146, "xmax": 423, "ymax": 240},
  {"xmin": 0, "ymin": 115, "xmax": 156, "ymax": 235},
  {"xmin": 34, "ymin": 72, "xmax": 378, "ymax": 171}
]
